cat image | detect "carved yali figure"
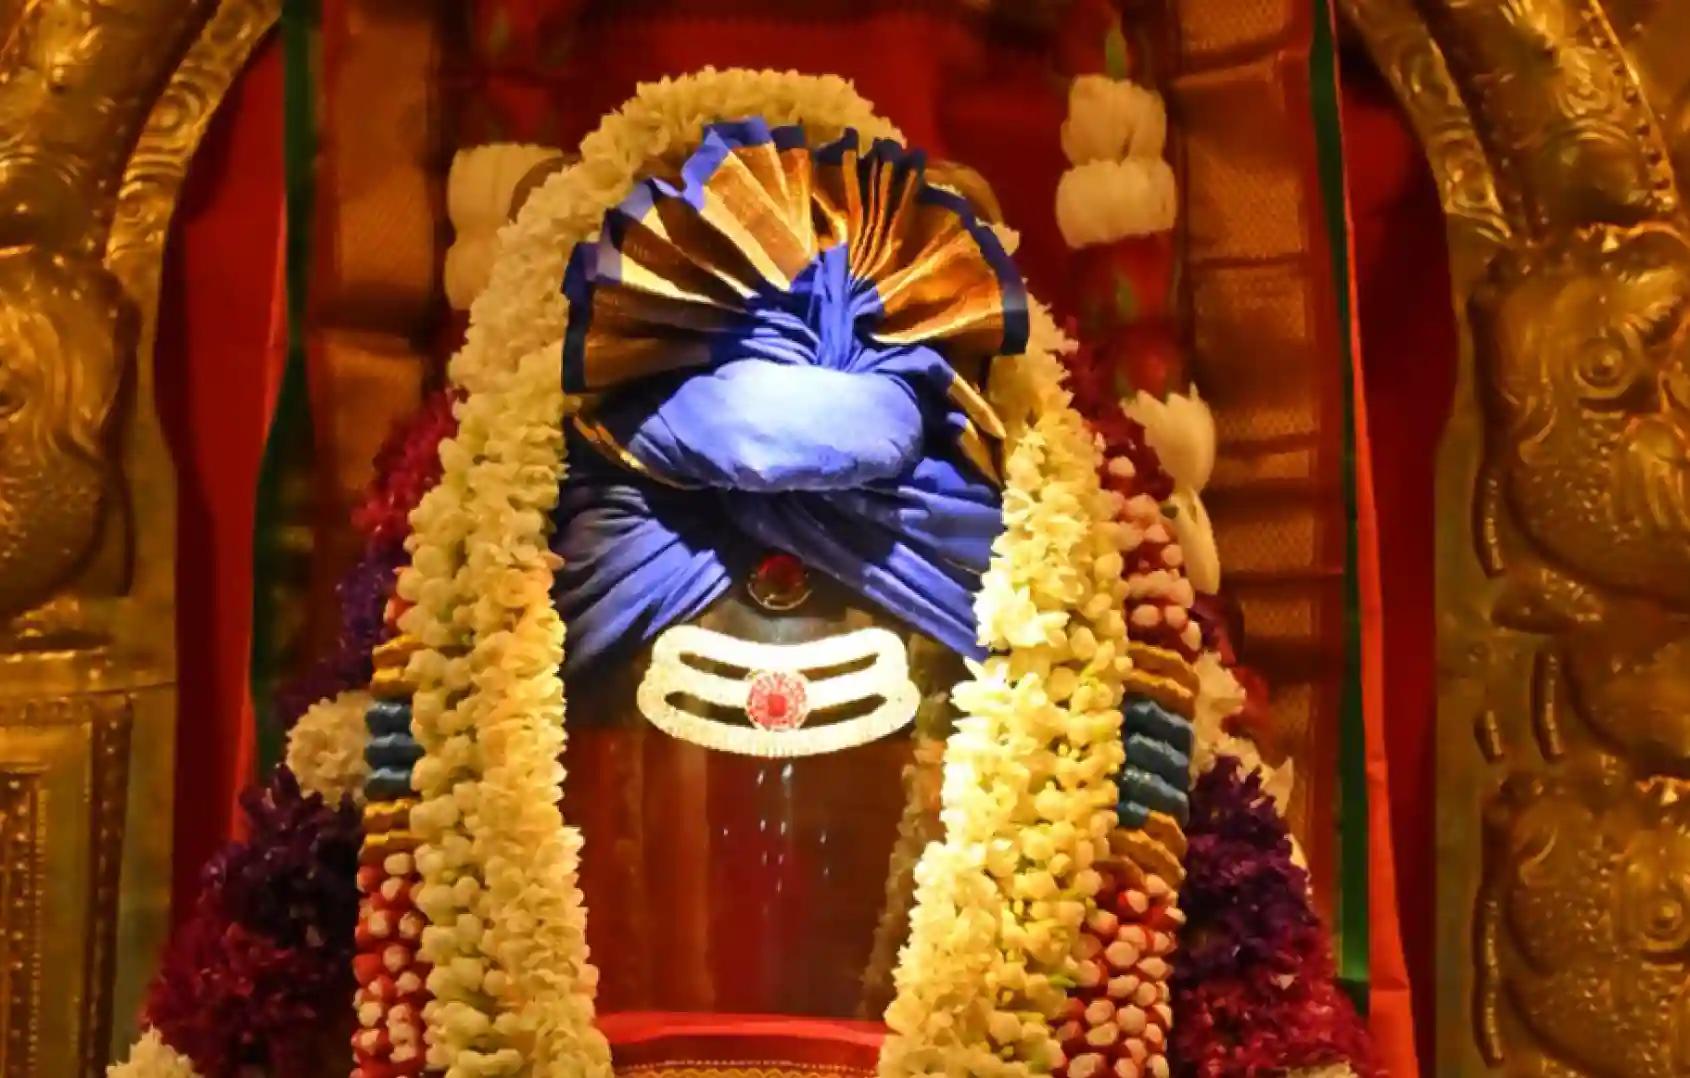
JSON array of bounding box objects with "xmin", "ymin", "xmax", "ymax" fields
[
  {"xmin": 0, "ymin": 0, "xmax": 274, "ymax": 1066},
  {"xmin": 1481, "ymin": 770, "xmax": 1690, "ymax": 1077},
  {"xmin": 1472, "ymin": 223, "xmax": 1690, "ymax": 762},
  {"xmin": 1344, "ymin": 0, "xmax": 1690, "ymax": 1071},
  {"xmin": 1474, "ymin": 224, "xmax": 1690, "ymax": 617},
  {"xmin": 0, "ymin": 247, "xmax": 126, "ymax": 620}
]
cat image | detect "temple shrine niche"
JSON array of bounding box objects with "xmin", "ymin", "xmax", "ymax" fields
[
  {"xmin": 38, "ymin": 4, "xmax": 1394, "ymax": 1075},
  {"xmin": 14, "ymin": 0, "xmax": 1686, "ymax": 1076}
]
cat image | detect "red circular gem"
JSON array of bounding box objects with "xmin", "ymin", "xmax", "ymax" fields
[
  {"xmin": 748, "ymin": 551, "xmax": 811, "ymax": 611},
  {"xmin": 745, "ymin": 670, "xmax": 810, "ymax": 731}
]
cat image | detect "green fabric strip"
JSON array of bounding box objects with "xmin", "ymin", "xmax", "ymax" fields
[
  {"xmin": 1308, "ymin": 0, "xmax": 1371, "ymax": 1012},
  {"xmin": 251, "ymin": 0, "xmax": 322, "ymax": 776}
]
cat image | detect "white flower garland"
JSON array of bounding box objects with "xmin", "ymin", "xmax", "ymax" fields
[
  {"xmin": 1060, "ymin": 75, "xmax": 1166, "ymax": 165},
  {"xmin": 401, "ymin": 67, "xmax": 1135, "ymax": 1078},
  {"xmin": 285, "ymin": 689, "xmax": 371, "ymax": 805},
  {"xmin": 106, "ymin": 1029, "xmax": 200, "ymax": 1078},
  {"xmin": 1191, "ymin": 651, "xmax": 1294, "ymax": 814},
  {"xmin": 881, "ymin": 304, "xmax": 1132, "ymax": 1077},
  {"xmin": 1125, "ymin": 390, "xmax": 1221, "ymax": 595},
  {"xmin": 1056, "ymin": 160, "xmax": 1177, "ymax": 247},
  {"xmin": 398, "ymin": 70, "xmax": 897, "ymax": 1078},
  {"xmin": 445, "ymin": 143, "xmax": 564, "ymax": 311}
]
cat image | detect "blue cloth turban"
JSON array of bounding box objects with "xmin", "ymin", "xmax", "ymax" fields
[{"xmin": 551, "ymin": 120, "xmax": 1029, "ymax": 675}]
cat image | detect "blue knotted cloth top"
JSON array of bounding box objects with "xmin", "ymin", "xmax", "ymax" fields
[{"xmin": 552, "ymin": 119, "xmax": 1029, "ymax": 675}]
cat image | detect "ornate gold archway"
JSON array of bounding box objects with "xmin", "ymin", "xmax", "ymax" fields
[
  {"xmin": 1344, "ymin": 1, "xmax": 1690, "ymax": 1073},
  {"xmin": 0, "ymin": 0, "xmax": 275, "ymax": 1071}
]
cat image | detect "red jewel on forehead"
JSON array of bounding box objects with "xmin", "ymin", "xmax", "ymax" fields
[{"xmin": 747, "ymin": 550, "xmax": 812, "ymax": 611}]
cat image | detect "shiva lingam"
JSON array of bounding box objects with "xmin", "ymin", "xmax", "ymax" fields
[
  {"xmin": 540, "ymin": 122, "xmax": 1025, "ymax": 1026},
  {"xmin": 563, "ymin": 550, "xmax": 964, "ymax": 1019}
]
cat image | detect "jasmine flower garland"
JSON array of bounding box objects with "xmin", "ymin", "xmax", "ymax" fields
[
  {"xmin": 399, "ymin": 68, "xmax": 1138, "ymax": 1078},
  {"xmin": 110, "ymin": 390, "xmax": 458, "ymax": 1078},
  {"xmin": 882, "ymin": 305, "xmax": 1134, "ymax": 1077},
  {"xmin": 397, "ymin": 70, "xmax": 895, "ymax": 1077}
]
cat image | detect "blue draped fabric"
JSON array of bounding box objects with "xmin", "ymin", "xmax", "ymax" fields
[{"xmin": 552, "ymin": 122, "xmax": 1027, "ymax": 676}]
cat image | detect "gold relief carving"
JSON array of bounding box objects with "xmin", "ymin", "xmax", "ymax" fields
[
  {"xmin": 0, "ymin": 696, "xmax": 132, "ymax": 1076},
  {"xmin": 0, "ymin": 248, "xmax": 130, "ymax": 625},
  {"xmin": 1478, "ymin": 770, "xmax": 1690, "ymax": 1076},
  {"xmin": 1343, "ymin": 0, "xmax": 1690, "ymax": 1072},
  {"xmin": 0, "ymin": 0, "xmax": 278, "ymax": 1068},
  {"xmin": 0, "ymin": 769, "xmax": 45, "ymax": 1077}
]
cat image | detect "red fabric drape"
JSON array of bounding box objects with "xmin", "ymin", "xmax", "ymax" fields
[
  {"xmin": 156, "ymin": 33, "xmax": 286, "ymax": 914},
  {"xmin": 1341, "ymin": 42, "xmax": 1453, "ymax": 1071}
]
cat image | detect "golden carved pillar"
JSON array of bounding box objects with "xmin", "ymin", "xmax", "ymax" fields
[
  {"xmin": 0, "ymin": 0, "xmax": 276, "ymax": 1070},
  {"xmin": 1342, "ymin": 1, "xmax": 1690, "ymax": 1073}
]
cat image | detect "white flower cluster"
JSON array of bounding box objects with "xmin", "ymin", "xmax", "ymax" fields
[
  {"xmin": 397, "ymin": 70, "xmax": 900, "ymax": 1078},
  {"xmin": 106, "ymin": 1029, "xmax": 200, "ymax": 1078},
  {"xmin": 1055, "ymin": 75, "xmax": 1176, "ymax": 248},
  {"xmin": 445, "ymin": 143, "xmax": 565, "ymax": 311},
  {"xmin": 880, "ymin": 306, "xmax": 1134, "ymax": 1077},
  {"xmin": 285, "ymin": 689, "xmax": 372, "ymax": 806},
  {"xmin": 1125, "ymin": 390, "xmax": 1220, "ymax": 595},
  {"xmin": 1192, "ymin": 651, "xmax": 1295, "ymax": 820}
]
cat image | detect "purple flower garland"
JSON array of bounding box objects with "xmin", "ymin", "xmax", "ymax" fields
[
  {"xmin": 143, "ymin": 768, "xmax": 361, "ymax": 1076},
  {"xmin": 1170, "ymin": 758, "xmax": 1377, "ymax": 1077},
  {"xmin": 272, "ymin": 543, "xmax": 405, "ymax": 732}
]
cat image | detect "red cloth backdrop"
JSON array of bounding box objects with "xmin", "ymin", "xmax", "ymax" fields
[
  {"xmin": 157, "ymin": 33, "xmax": 285, "ymax": 909},
  {"xmin": 1340, "ymin": 40, "xmax": 1452, "ymax": 1069},
  {"xmin": 160, "ymin": 21, "xmax": 1442, "ymax": 1070}
]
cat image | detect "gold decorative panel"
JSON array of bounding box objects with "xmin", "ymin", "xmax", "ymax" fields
[
  {"xmin": 0, "ymin": 0, "xmax": 278, "ymax": 1068},
  {"xmin": 1343, "ymin": 0, "xmax": 1690, "ymax": 1073},
  {"xmin": 0, "ymin": 697, "xmax": 132, "ymax": 1077},
  {"xmin": 0, "ymin": 768, "xmax": 44, "ymax": 1074}
]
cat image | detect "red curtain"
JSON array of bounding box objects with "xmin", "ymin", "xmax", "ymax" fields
[
  {"xmin": 1342, "ymin": 40, "xmax": 1453, "ymax": 1070},
  {"xmin": 156, "ymin": 33, "xmax": 285, "ymax": 912}
]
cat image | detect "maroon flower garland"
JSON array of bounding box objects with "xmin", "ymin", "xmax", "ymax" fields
[
  {"xmin": 142, "ymin": 768, "xmax": 361, "ymax": 1076},
  {"xmin": 1062, "ymin": 321, "xmax": 1374, "ymax": 1077},
  {"xmin": 275, "ymin": 390, "xmax": 459, "ymax": 733},
  {"xmin": 1171, "ymin": 760, "xmax": 1377, "ymax": 1077}
]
